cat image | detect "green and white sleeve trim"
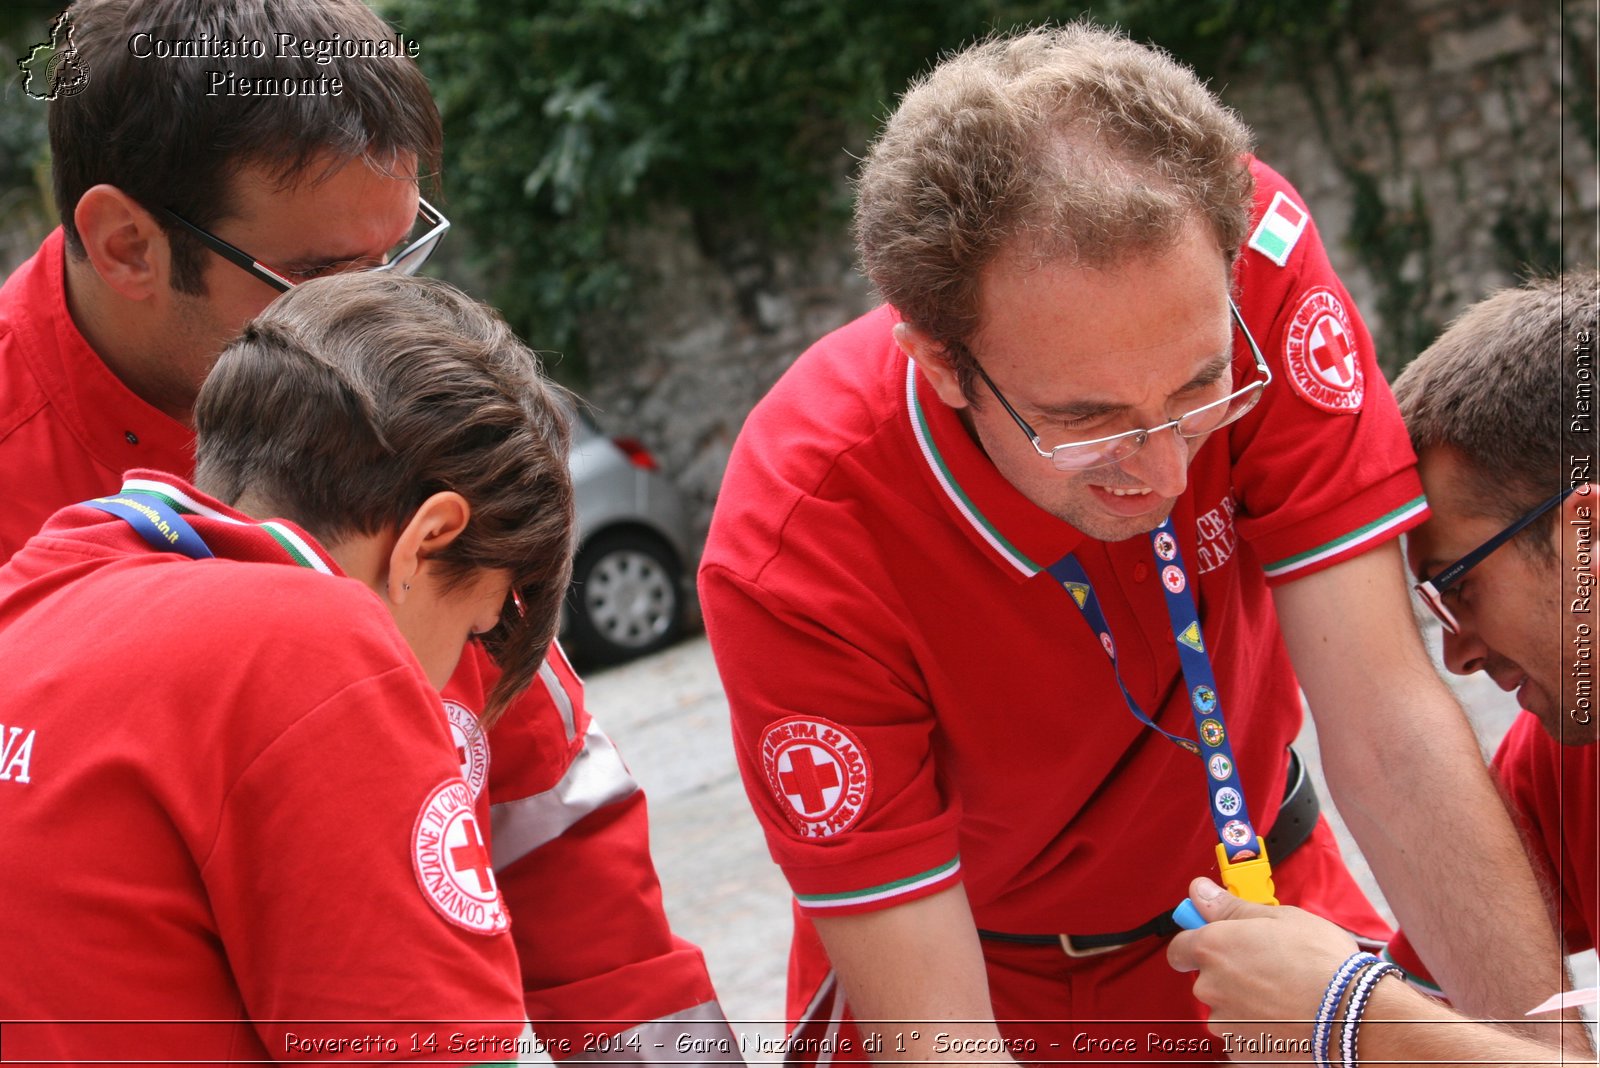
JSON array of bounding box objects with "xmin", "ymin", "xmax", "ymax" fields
[
  {"xmin": 795, "ymin": 857, "xmax": 961, "ymax": 912},
  {"xmin": 1263, "ymin": 496, "xmax": 1427, "ymax": 580}
]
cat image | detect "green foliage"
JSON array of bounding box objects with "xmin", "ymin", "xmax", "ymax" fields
[
  {"xmin": 383, "ymin": 0, "xmax": 1356, "ymax": 373},
  {"xmin": 1, "ymin": 9, "xmax": 55, "ymax": 237},
  {"xmin": 1562, "ymin": 12, "xmax": 1598, "ymax": 157},
  {"xmin": 388, "ymin": 0, "xmax": 967, "ymax": 367},
  {"xmin": 1089, "ymin": 0, "xmax": 1363, "ymax": 81}
]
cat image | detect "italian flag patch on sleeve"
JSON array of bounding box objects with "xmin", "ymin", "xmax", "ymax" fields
[{"xmin": 1248, "ymin": 191, "xmax": 1309, "ymax": 267}]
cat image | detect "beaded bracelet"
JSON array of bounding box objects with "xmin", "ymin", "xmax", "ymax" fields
[
  {"xmin": 1314, "ymin": 952, "xmax": 1378, "ymax": 1068},
  {"xmin": 1340, "ymin": 959, "xmax": 1401, "ymax": 1067}
]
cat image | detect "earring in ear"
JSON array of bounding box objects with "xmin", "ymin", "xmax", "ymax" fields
[{"xmin": 402, "ymin": 582, "xmax": 411, "ymax": 592}]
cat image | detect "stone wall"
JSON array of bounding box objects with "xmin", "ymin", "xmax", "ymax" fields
[
  {"xmin": 579, "ymin": 0, "xmax": 1596, "ymax": 548},
  {"xmin": 1229, "ymin": 0, "xmax": 1594, "ymax": 368}
]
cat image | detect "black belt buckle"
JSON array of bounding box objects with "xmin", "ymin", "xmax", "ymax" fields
[{"xmin": 1057, "ymin": 933, "xmax": 1123, "ymax": 958}]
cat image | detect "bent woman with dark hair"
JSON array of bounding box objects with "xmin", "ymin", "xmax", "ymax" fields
[{"xmin": 0, "ymin": 273, "xmax": 572, "ymax": 1064}]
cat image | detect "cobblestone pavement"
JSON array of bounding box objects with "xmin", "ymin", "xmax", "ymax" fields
[{"xmin": 582, "ymin": 625, "xmax": 1595, "ymax": 1059}]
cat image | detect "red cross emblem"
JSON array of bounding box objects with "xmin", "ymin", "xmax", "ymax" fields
[
  {"xmin": 1308, "ymin": 315, "xmax": 1356, "ymax": 387},
  {"xmin": 449, "ymin": 817, "xmax": 495, "ymax": 892},
  {"xmin": 1284, "ymin": 287, "xmax": 1364, "ymax": 413},
  {"xmin": 779, "ymin": 746, "xmax": 841, "ymax": 814},
  {"xmin": 412, "ymin": 779, "xmax": 508, "ymax": 935},
  {"xmin": 1162, "ymin": 565, "xmax": 1186, "ymax": 594},
  {"xmin": 762, "ymin": 717, "xmax": 873, "ymax": 838}
]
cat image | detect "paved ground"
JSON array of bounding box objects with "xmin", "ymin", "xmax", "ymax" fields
[{"xmin": 583, "ymin": 624, "xmax": 1596, "ymax": 1057}]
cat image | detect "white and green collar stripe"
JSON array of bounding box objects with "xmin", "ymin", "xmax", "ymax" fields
[
  {"xmin": 121, "ymin": 477, "xmax": 333, "ymax": 575},
  {"xmin": 794, "ymin": 857, "xmax": 960, "ymax": 911},
  {"xmin": 905, "ymin": 362, "xmax": 1041, "ymax": 578},
  {"xmin": 1263, "ymin": 496, "xmax": 1427, "ymax": 579},
  {"xmin": 906, "ymin": 365, "xmax": 1423, "ymax": 583}
]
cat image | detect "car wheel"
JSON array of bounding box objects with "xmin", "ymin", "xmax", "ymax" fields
[{"xmin": 566, "ymin": 531, "xmax": 684, "ymax": 666}]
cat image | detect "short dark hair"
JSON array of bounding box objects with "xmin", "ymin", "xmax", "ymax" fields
[
  {"xmin": 1394, "ymin": 271, "xmax": 1599, "ymax": 558},
  {"xmin": 194, "ymin": 274, "xmax": 574, "ymax": 725},
  {"xmin": 855, "ymin": 21, "xmax": 1255, "ymax": 400},
  {"xmin": 51, "ymin": 0, "xmax": 441, "ymax": 293}
]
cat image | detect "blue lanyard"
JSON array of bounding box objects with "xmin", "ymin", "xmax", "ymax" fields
[
  {"xmin": 85, "ymin": 490, "xmax": 215, "ymax": 560},
  {"xmin": 1046, "ymin": 516, "xmax": 1261, "ymax": 864}
]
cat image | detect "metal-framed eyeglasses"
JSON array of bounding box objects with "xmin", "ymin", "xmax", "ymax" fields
[
  {"xmin": 155, "ymin": 197, "xmax": 449, "ymax": 293},
  {"xmin": 1413, "ymin": 484, "xmax": 1576, "ymax": 634},
  {"xmin": 972, "ymin": 298, "xmax": 1272, "ymax": 472}
]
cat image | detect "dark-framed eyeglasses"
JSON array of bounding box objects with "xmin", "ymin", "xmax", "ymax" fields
[
  {"xmin": 154, "ymin": 197, "xmax": 449, "ymax": 293},
  {"xmin": 972, "ymin": 298, "xmax": 1272, "ymax": 472},
  {"xmin": 1413, "ymin": 485, "xmax": 1576, "ymax": 634}
]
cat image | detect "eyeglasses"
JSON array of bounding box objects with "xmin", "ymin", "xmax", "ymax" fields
[
  {"xmin": 973, "ymin": 298, "xmax": 1272, "ymax": 472},
  {"xmin": 155, "ymin": 197, "xmax": 449, "ymax": 293},
  {"xmin": 1413, "ymin": 485, "xmax": 1576, "ymax": 634}
]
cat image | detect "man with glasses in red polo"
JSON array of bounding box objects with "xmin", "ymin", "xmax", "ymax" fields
[
  {"xmin": 1167, "ymin": 272, "xmax": 1597, "ymax": 1064},
  {"xmin": 1385, "ymin": 271, "xmax": 1598, "ymax": 1001},
  {"xmin": 699, "ymin": 23, "xmax": 1567, "ymax": 1061},
  {"xmin": 0, "ymin": 0, "xmax": 734, "ymax": 1057}
]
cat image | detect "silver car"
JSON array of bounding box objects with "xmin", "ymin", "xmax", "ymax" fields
[{"xmin": 562, "ymin": 408, "xmax": 693, "ymax": 666}]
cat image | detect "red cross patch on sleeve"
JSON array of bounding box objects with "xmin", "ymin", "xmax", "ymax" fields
[
  {"xmin": 412, "ymin": 778, "xmax": 510, "ymax": 935},
  {"xmin": 1283, "ymin": 287, "xmax": 1365, "ymax": 413},
  {"xmin": 760, "ymin": 716, "xmax": 873, "ymax": 839},
  {"xmin": 443, "ymin": 699, "xmax": 490, "ymax": 799}
]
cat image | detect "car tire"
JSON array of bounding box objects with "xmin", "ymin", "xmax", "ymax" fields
[{"xmin": 566, "ymin": 530, "xmax": 685, "ymax": 666}]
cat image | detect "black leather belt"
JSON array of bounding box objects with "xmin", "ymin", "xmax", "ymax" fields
[{"xmin": 978, "ymin": 747, "xmax": 1320, "ymax": 957}]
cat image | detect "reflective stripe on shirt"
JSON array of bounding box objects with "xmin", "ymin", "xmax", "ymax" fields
[
  {"xmin": 538, "ymin": 659, "xmax": 578, "ymax": 742},
  {"xmin": 490, "ymin": 719, "xmax": 640, "ymax": 871}
]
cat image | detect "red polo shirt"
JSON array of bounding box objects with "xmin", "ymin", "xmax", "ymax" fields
[
  {"xmin": 1385, "ymin": 712, "xmax": 1599, "ymax": 989},
  {"xmin": 701, "ymin": 161, "xmax": 1424, "ymax": 1024},
  {"xmin": 0, "ymin": 230, "xmax": 195, "ymax": 560},
  {"xmin": 0, "ymin": 474, "xmax": 524, "ymax": 1061}
]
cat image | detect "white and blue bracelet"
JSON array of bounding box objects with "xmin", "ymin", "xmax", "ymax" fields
[
  {"xmin": 1340, "ymin": 959, "xmax": 1402, "ymax": 1067},
  {"xmin": 1314, "ymin": 952, "xmax": 1379, "ymax": 1068}
]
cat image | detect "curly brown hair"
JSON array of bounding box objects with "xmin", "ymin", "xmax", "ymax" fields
[{"xmin": 855, "ymin": 21, "xmax": 1256, "ymax": 399}]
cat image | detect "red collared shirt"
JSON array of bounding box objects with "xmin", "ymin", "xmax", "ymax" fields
[
  {"xmin": 0, "ymin": 229, "xmax": 195, "ymax": 562},
  {"xmin": 701, "ymin": 159, "xmax": 1427, "ymax": 933}
]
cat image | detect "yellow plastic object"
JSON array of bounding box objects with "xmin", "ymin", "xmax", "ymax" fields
[{"xmin": 1215, "ymin": 837, "xmax": 1279, "ymax": 905}]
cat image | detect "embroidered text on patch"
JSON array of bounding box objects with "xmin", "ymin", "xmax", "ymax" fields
[
  {"xmin": 761, "ymin": 717, "xmax": 872, "ymax": 838},
  {"xmin": 1195, "ymin": 493, "xmax": 1237, "ymax": 574},
  {"xmin": 444, "ymin": 699, "xmax": 490, "ymax": 799},
  {"xmin": 1284, "ymin": 287, "xmax": 1365, "ymax": 414}
]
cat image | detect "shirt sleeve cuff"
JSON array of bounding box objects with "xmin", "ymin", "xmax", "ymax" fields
[
  {"xmin": 785, "ymin": 853, "xmax": 963, "ymax": 918},
  {"xmin": 1252, "ymin": 471, "xmax": 1429, "ymax": 586}
]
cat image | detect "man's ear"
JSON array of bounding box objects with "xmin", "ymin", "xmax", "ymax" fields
[
  {"xmin": 386, "ymin": 491, "xmax": 472, "ymax": 603},
  {"xmin": 73, "ymin": 184, "xmax": 171, "ymax": 301},
  {"xmin": 894, "ymin": 320, "xmax": 970, "ymax": 410}
]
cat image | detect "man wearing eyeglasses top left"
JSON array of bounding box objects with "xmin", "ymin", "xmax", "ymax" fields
[{"xmin": 0, "ymin": 0, "xmax": 737, "ymax": 1059}]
